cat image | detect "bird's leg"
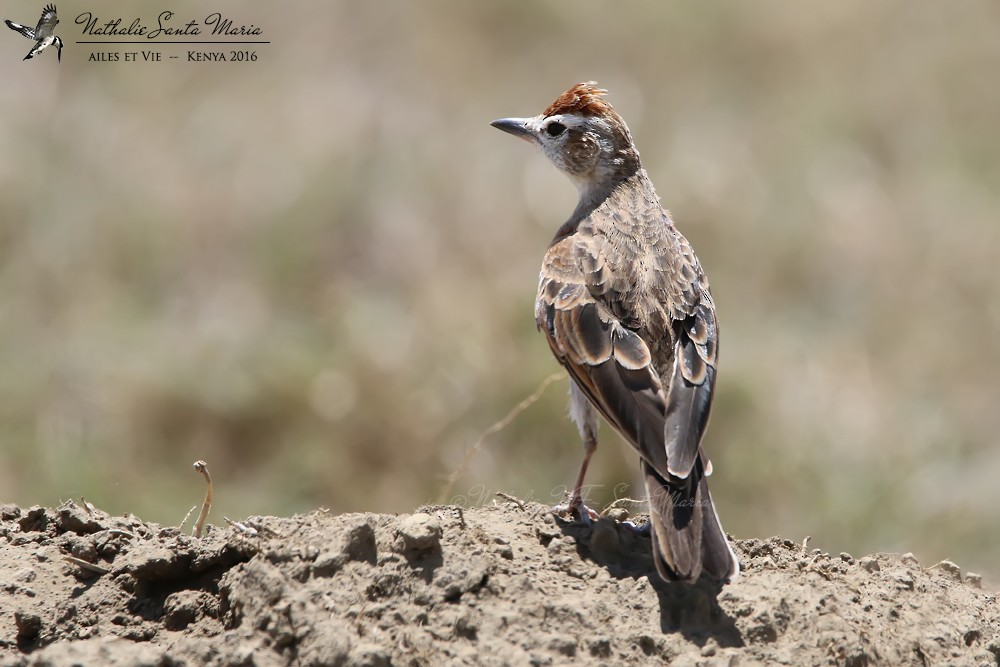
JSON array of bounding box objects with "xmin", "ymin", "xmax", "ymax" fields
[
  {"xmin": 567, "ymin": 430, "xmax": 599, "ymax": 521},
  {"xmin": 552, "ymin": 381, "xmax": 601, "ymax": 524}
]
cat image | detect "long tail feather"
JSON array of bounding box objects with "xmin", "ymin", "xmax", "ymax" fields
[{"xmin": 644, "ymin": 460, "xmax": 739, "ymax": 582}]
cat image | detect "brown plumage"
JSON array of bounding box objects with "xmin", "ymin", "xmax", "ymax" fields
[
  {"xmin": 492, "ymin": 82, "xmax": 739, "ymax": 582},
  {"xmin": 542, "ymin": 82, "xmax": 615, "ymax": 118}
]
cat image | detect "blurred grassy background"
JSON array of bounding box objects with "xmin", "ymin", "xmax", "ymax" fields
[{"xmin": 1, "ymin": 1, "xmax": 998, "ymax": 581}]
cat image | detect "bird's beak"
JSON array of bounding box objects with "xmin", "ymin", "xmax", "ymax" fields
[{"xmin": 490, "ymin": 117, "xmax": 534, "ymax": 141}]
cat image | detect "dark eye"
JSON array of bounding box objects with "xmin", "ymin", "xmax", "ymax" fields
[{"xmin": 545, "ymin": 122, "xmax": 566, "ymax": 137}]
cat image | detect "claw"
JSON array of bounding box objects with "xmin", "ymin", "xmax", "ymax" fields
[
  {"xmin": 621, "ymin": 520, "xmax": 652, "ymax": 536},
  {"xmin": 551, "ymin": 499, "xmax": 600, "ymax": 526}
]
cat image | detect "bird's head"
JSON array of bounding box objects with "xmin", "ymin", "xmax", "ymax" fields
[
  {"xmin": 491, "ymin": 82, "xmax": 641, "ymax": 199},
  {"xmin": 54, "ymin": 36, "xmax": 63, "ymax": 61}
]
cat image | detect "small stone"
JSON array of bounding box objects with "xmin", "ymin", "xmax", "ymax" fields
[
  {"xmin": 588, "ymin": 638, "xmax": 612, "ymax": 658},
  {"xmin": 901, "ymin": 552, "xmax": 920, "ymax": 566},
  {"xmin": 299, "ymin": 620, "xmax": 353, "ymax": 666},
  {"xmin": 312, "ymin": 551, "xmax": 346, "ymax": 577},
  {"xmin": 15, "ymin": 611, "xmax": 42, "ymax": 644},
  {"xmin": 606, "ymin": 507, "xmax": 629, "ymax": 522},
  {"xmin": 18, "ymin": 507, "xmax": 48, "ymax": 533},
  {"xmin": 548, "ymin": 635, "xmax": 577, "ymax": 656},
  {"xmin": 163, "ymin": 591, "xmax": 201, "ymax": 631},
  {"xmin": 535, "ymin": 520, "xmax": 561, "ymax": 545},
  {"xmin": 636, "ymin": 634, "xmax": 659, "ymax": 655},
  {"xmin": 396, "ymin": 514, "xmax": 442, "ymax": 553},
  {"xmin": 351, "ymin": 642, "xmax": 391, "ymax": 667},
  {"xmin": 934, "ymin": 560, "xmax": 962, "ymax": 582},
  {"xmin": 13, "ymin": 567, "xmax": 36, "ymax": 583},
  {"xmin": 313, "ymin": 521, "xmax": 377, "ymax": 576},
  {"xmin": 839, "ymin": 552, "xmax": 853, "ymax": 563},
  {"xmin": 546, "ymin": 535, "xmax": 573, "ymax": 554},
  {"xmin": 64, "ymin": 535, "xmax": 99, "ymax": 562},
  {"xmin": 966, "ymin": 572, "xmax": 982, "ymax": 589},
  {"xmin": 986, "ymin": 638, "xmax": 1000, "ymax": 664},
  {"xmin": 859, "ymin": 557, "xmax": 880, "ymax": 573},
  {"xmin": 455, "ymin": 614, "xmax": 479, "ymax": 640},
  {"xmin": 56, "ymin": 502, "xmax": 103, "ymax": 535}
]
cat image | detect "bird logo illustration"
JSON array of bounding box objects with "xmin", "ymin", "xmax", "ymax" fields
[{"xmin": 5, "ymin": 4, "xmax": 63, "ymax": 62}]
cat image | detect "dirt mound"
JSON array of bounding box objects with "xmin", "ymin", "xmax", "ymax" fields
[{"xmin": 0, "ymin": 500, "xmax": 997, "ymax": 666}]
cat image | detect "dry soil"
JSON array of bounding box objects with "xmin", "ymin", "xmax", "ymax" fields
[{"xmin": 1, "ymin": 500, "xmax": 997, "ymax": 666}]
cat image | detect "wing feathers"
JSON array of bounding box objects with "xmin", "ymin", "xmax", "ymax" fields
[
  {"xmin": 539, "ymin": 257, "xmax": 717, "ymax": 483},
  {"xmin": 611, "ymin": 325, "xmax": 650, "ymax": 370},
  {"xmin": 665, "ymin": 304, "xmax": 718, "ymax": 479},
  {"xmin": 36, "ymin": 5, "xmax": 58, "ymax": 36},
  {"xmin": 679, "ymin": 335, "xmax": 707, "ymax": 385},
  {"xmin": 554, "ymin": 282, "xmax": 587, "ymax": 309},
  {"xmin": 5, "ymin": 20, "xmax": 34, "ymax": 40},
  {"xmin": 573, "ymin": 304, "xmax": 613, "ymax": 364},
  {"xmin": 664, "ymin": 353, "xmax": 714, "ymax": 479}
]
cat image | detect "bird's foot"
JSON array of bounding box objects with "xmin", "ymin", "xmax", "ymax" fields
[
  {"xmin": 551, "ymin": 497, "xmax": 600, "ymax": 526},
  {"xmin": 621, "ymin": 520, "xmax": 652, "ymax": 536}
]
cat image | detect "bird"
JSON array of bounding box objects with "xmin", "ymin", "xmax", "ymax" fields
[
  {"xmin": 5, "ymin": 4, "xmax": 63, "ymax": 62},
  {"xmin": 491, "ymin": 82, "xmax": 739, "ymax": 582}
]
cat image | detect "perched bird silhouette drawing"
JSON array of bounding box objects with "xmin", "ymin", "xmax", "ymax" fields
[
  {"xmin": 492, "ymin": 83, "xmax": 739, "ymax": 583},
  {"xmin": 5, "ymin": 4, "xmax": 62, "ymax": 62}
]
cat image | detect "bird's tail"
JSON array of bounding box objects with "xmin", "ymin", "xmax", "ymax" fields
[{"xmin": 643, "ymin": 459, "xmax": 739, "ymax": 582}]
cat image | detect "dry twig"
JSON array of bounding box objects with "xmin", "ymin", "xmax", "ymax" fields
[
  {"xmin": 106, "ymin": 529, "xmax": 136, "ymax": 540},
  {"xmin": 437, "ymin": 371, "xmax": 564, "ymax": 503},
  {"xmin": 494, "ymin": 492, "xmax": 526, "ymax": 510},
  {"xmin": 223, "ymin": 516, "xmax": 258, "ymax": 537},
  {"xmin": 64, "ymin": 556, "xmax": 110, "ymax": 575},
  {"xmin": 601, "ymin": 496, "xmax": 648, "ymax": 515},
  {"xmin": 192, "ymin": 460, "xmax": 213, "ymax": 538},
  {"xmin": 179, "ymin": 505, "xmax": 198, "ymax": 531}
]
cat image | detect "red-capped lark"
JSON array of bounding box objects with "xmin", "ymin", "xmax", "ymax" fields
[{"xmin": 492, "ymin": 83, "xmax": 739, "ymax": 582}]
